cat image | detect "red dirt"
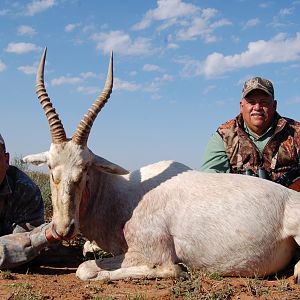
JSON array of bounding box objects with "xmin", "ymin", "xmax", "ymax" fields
[{"xmin": 1, "ymin": 243, "xmax": 300, "ymax": 300}]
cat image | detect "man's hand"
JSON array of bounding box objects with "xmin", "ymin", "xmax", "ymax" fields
[{"xmin": 45, "ymin": 225, "xmax": 61, "ymax": 242}]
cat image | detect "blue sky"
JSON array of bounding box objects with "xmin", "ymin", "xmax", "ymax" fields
[{"xmin": 1, "ymin": 0, "xmax": 300, "ymax": 171}]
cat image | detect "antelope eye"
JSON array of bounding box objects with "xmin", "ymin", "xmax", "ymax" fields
[{"xmin": 51, "ymin": 172, "xmax": 60, "ymax": 185}]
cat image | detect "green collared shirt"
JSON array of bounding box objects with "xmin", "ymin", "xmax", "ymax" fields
[{"xmin": 200, "ymin": 124, "xmax": 275, "ymax": 173}]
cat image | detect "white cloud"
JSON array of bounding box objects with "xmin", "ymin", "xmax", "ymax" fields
[
  {"xmin": 279, "ymin": 7, "xmax": 294, "ymax": 16},
  {"xmin": 51, "ymin": 76, "xmax": 82, "ymax": 86},
  {"xmin": 270, "ymin": 6, "xmax": 295, "ymax": 28},
  {"xmin": 48, "ymin": 70, "xmax": 98, "ymax": 88},
  {"xmin": 0, "ymin": 9, "xmax": 9, "ymax": 16},
  {"xmin": 5, "ymin": 42, "xmax": 41, "ymax": 54},
  {"xmin": 65, "ymin": 23, "xmax": 81, "ymax": 32},
  {"xmin": 144, "ymin": 81, "xmax": 160, "ymax": 93},
  {"xmin": 77, "ymin": 86, "xmax": 101, "ymax": 95},
  {"xmin": 151, "ymin": 94, "xmax": 162, "ymax": 100},
  {"xmin": 259, "ymin": 2, "xmax": 271, "ymax": 9},
  {"xmin": 80, "ymin": 72, "xmax": 98, "ymax": 79},
  {"xmin": 155, "ymin": 74, "xmax": 173, "ymax": 81},
  {"xmin": 165, "ymin": 34, "xmax": 179, "ymax": 49},
  {"xmin": 168, "ymin": 43, "xmax": 179, "ymax": 49},
  {"xmin": 176, "ymin": 11, "xmax": 231, "ymax": 42},
  {"xmin": 132, "ymin": 1, "xmax": 230, "ymax": 43},
  {"xmin": 187, "ymin": 32, "xmax": 300, "ymax": 78},
  {"xmin": 143, "ymin": 64, "xmax": 163, "ymax": 72},
  {"xmin": 242, "ymin": 18, "xmax": 260, "ymax": 30},
  {"xmin": 129, "ymin": 71, "xmax": 137, "ymax": 76},
  {"xmin": 269, "ymin": 18, "xmax": 286, "ymax": 28},
  {"xmin": 0, "ymin": 60, "xmax": 6, "ymax": 72},
  {"xmin": 202, "ymin": 85, "xmax": 216, "ymax": 95},
  {"xmin": 18, "ymin": 65, "xmax": 37, "ymax": 74},
  {"xmin": 143, "ymin": 73, "xmax": 173, "ymax": 93},
  {"xmin": 175, "ymin": 56, "xmax": 201, "ymax": 78},
  {"xmin": 215, "ymin": 99, "xmax": 226, "ymax": 106},
  {"xmin": 156, "ymin": 18, "xmax": 179, "ymax": 31},
  {"xmin": 17, "ymin": 25, "xmax": 37, "ymax": 36},
  {"xmin": 114, "ymin": 78, "xmax": 141, "ymax": 91},
  {"xmin": 91, "ymin": 30, "xmax": 154, "ymax": 56},
  {"xmin": 176, "ymin": 16, "xmax": 208, "ymax": 41},
  {"xmin": 25, "ymin": 0, "xmax": 56, "ymax": 16},
  {"xmin": 82, "ymin": 25, "xmax": 96, "ymax": 33},
  {"xmin": 231, "ymin": 35, "xmax": 240, "ymax": 43},
  {"xmin": 210, "ymin": 18, "xmax": 232, "ymax": 30},
  {"xmin": 132, "ymin": 0, "xmax": 199, "ymax": 30}
]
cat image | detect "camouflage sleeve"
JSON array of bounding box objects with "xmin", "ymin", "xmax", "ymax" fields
[
  {"xmin": 11, "ymin": 177, "xmax": 45, "ymax": 232},
  {"xmin": 0, "ymin": 223, "xmax": 50, "ymax": 269}
]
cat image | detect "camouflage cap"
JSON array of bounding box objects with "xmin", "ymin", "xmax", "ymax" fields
[{"xmin": 242, "ymin": 77, "xmax": 274, "ymax": 99}]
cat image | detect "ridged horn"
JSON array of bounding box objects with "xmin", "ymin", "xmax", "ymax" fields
[
  {"xmin": 72, "ymin": 52, "xmax": 113, "ymax": 146},
  {"xmin": 36, "ymin": 47, "xmax": 67, "ymax": 144}
]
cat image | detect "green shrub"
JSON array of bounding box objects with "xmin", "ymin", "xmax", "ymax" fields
[
  {"xmin": 11, "ymin": 154, "xmax": 29, "ymax": 173},
  {"xmin": 27, "ymin": 170, "xmax": 52, "ymax": 220}
]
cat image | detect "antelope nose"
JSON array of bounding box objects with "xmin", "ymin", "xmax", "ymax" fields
[
  {"xmin": 64, "ymin": 220, "xmax": 76, "ymax": 239},
  {"xmin": 52, "ymin": 220, "xmax": 76, "ymax": 240}
]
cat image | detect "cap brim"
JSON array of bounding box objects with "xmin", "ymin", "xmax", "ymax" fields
[{"xmin": 243, "ymin": 86, "xmax": 273, "ymax": 98}]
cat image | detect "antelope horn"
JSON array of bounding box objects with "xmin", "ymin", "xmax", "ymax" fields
[
  {"xmin": 36, "ymin": 47, "xmax": 67, "ymax": 144},
  {"xmin": 72, "ymin": 52, "xmax": 113, "ymax": 146}
]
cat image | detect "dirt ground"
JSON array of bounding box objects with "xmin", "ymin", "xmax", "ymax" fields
[{"xmin": 1, "ymin": 243, "xmax": 300, "ymax": 300}]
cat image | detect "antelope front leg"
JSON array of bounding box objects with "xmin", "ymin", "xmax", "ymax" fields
[
  {"xmin": 92, "ymin": 263, "xmax": 185, "ymax": 281},
  {"xmin": 76, "ymin": 255, "xmax": 124, "ymax": 281},
  {"xmin": 76, "ymin": 253, "xmax": 187, "ymax": 281},
  {"xmin": 294, "ymin": 260, "xmax": 300, "ymax": 284},
  {"xmin": 293, "ymin": 237, "xmax": 300, "ymax": 284}
]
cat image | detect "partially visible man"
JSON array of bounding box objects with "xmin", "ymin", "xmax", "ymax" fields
[
  {"xmin": 201, "ymin": 77, "xmax": 300, "ymax": 184},
  {"xmin": 0, "ymin": 133, "xmax": 59, "ymax": 269}
]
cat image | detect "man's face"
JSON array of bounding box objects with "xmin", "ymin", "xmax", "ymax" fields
[
  {"xmin": 0, "ymin": 146, "xmax": 9, "ymax": 185},
  {"xmin": 240, "ymin": 89, "xmax": 277, "ymax": 136}
]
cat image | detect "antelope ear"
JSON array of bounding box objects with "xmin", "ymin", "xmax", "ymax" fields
[
  {"xmin": 92, "ymin": 154, "xmax": 129, "ymax": 175},
  {"xmin": 22, "ymin": 152, "xmax": 49, "ymax": 166}
]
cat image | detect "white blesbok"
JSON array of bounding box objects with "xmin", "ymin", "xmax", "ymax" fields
[{"xmin": 23, "ymin": 48, "xmax": 300, "ymax": 282}]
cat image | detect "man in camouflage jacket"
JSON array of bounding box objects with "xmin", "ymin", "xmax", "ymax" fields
[
  {"xmin": 0, "ymin": 133, "xmax": 58, "ymax": 269},
  {"xmin": 201, "ymin": 77, "xmax": 300, "ymax": 183}
]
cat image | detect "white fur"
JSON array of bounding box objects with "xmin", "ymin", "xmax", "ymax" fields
[{"xmin": 23, "ymin": 143, "xmax": 300, "ymax": 282}]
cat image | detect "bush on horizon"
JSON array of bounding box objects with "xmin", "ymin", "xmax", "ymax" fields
[{"xmin": 11, "ymin": 155, "xmax": 52, "ymax": 220}]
